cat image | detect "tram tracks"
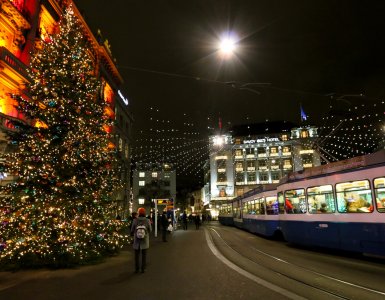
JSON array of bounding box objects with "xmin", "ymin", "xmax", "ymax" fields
[{"xmin": 206, "ymin": 226, "xmax": 385, "ymax": 300}]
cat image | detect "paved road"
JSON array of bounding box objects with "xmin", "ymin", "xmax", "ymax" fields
[{"xmin": 0, "ymin": 222, "xmax": 290, "ymax": 300}]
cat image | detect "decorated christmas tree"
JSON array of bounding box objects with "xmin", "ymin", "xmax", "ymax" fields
[{"xmin": 0, "ymin": 5, "xmax": 126, "ymax": 268}]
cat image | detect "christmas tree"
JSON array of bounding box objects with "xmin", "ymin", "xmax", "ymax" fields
[{"xmin": 0, "ymin": 5, "xmax": 126, "ymax": 268}]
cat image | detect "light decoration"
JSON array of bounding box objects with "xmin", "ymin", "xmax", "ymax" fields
[
  {"xmin": 0, "ymin": 5, "xmax": 126, "ymax": 268},
  {"xmin": 131, "ymin": 107, "xmax": 210, "ymax": 187},
  {"xmin": 314, "ymin": 100, "xmax": 385, "ymax": 162}
]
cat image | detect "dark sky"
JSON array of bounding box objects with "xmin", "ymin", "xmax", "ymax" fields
[
  {"xmin": 73, "ymin": 0, "xmax": 385, "ymax": 188},
  {"xmin": 74, "ymin": 0, "xmax": 385, "ymax": 132}
]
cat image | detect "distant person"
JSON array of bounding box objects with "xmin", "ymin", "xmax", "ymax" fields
[
  {"xmin": 161, "ymin": 211, "xmax": 169, "ymax": 242},
  {"xmin": 194, "ymin": 214, "xmax": 200, "ymax": 230},
  {"xmin": 131, "ymin": 207, "xmax": 152, "ymax": 273},
  {"xmin": 182, "ymin": 212, "xmax": 188, "ymax": 230}
]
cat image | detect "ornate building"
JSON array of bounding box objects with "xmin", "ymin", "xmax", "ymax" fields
[
  {"xmin": 0, "ymin": 0, "xmax": 133, "ymax": 217},
  {"xmin": 208, "ymin": 121, "xmax": 320, "ymax": 216}
]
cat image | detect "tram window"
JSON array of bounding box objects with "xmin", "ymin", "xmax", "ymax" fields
[
  {"xmin": 243, "ymin": 202, "xmax": 248, "ymax": 215},
  {"xmin": 266, "ymin": 196, "xmax": 278, "ymax": 215},
  {"xmin": 285, "ymin": 189, "xmax": 306, "ymax": 214},
  {"xmin": 374, "ymin": 178, "xmax": 385, "ymax": 213},
  {"xmin": 255, "ymin": 198, "xmax": 265, "ymax": 215},
  {"xmin": 307, "ymin": 185, "xmax": 335, "ymax": 213},
  {"xmin": 336, "ymin": 180, "xmax": 373, "ymax": 213},
  {"xmin": 251, "ymin": 199, "xmax": 256, "ymax": 214},
  {"xmin": 278, "ymin": 192, "xmax": 285, "ymax": 214}
]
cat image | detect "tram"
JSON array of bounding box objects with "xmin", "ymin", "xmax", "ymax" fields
[{"xmin": 218, "ymin": 150, "xmax": 385, "ymax": 257}]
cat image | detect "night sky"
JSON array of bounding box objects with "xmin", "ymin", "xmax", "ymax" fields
[{"xmin": 74, "ymin": 0, "xmax": 385, "ymax": 187}]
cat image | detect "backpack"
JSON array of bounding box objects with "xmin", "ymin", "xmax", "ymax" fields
[{"xmin": 136, "ymin": 222, "xmax": 147, "ymax": 239}]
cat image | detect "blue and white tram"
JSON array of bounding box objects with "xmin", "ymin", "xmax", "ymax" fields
[
  {"xmin": 240, "ymin": 185, "xmax": 280, "ymax": 237},
  {"xmin": 278, "ymin": 150, "xmax": 385, "ymax": 256},
  {"xmin": 218, "ymin": 185, "xmax": 280, "ymax": 237},
  {"xmin": 218, "ymin": 150, "xmax": 385, "ymax": 257}
]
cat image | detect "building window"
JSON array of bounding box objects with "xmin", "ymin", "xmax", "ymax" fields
[
  {"xmin": 283, "ymin": 159, "xmax": 292, "ymax": 169},
  {"xmin": 217, "ymin": 159, "xmax": 227, "ymax": 172},
  {"xmin": 234, "ymin": 149, "xmax": 243, "ymax": 159},
  {"xmin": 246, "ymin": 148, "xmax": 254, "ymax": 155},
  {"xmin": 282, "ymin": 146, "xmax": 291, "ymax": 154},
  {"xmin": 138, "ymin": 198, "xmax": 145, "ymax": 205},
  {"xmin": 139, "ymin": 181, "xmax": 145, "ymax": 186},
  {"xmin": 217, "ymin": 172, "xmax": 227, "ymax": 182},
  {"xmin": 259, "ymin": 173, "xmax": 268, "ymax": 183},
  {"xmin": 300, "ymin": 130, "xmax": 309, "ymax": 138},
  {"xmin": 247, "ymin": 160, "xmax": 255, "ymax": 171},
  {"xmin": 152, "ymin": 172, "xmax": 157, "ymax": 178},
  {"xmin": 258, "ymin": 160, "xmax": 267, "ymax": 170},
  {"xmin": 247, "ymin": 172, "xmax": 256, "ymax": 183},
  {"xmin": 235, "ymin": 172, "xmax": 244, "ymax": 184},
  {"xmin": 270, "ymin": 147, "xmax": 278, "ymax": 157},
  {"xmin": 281, "ymin": 134, "xmax": 288, "ymax": 141},
  {"xmin": 271, "ymin": 171, "xmax": 280, "ymax": 182},
  {"xmin": 257, "ymin": 147, "xmax": 266, "ymax": 157},
  {"xmin": 235, "ymin": 162, "xmax": 244, "ymax": 172},
  {"xmin": 139, "ymin": 172, "xmax": 145, "ymax": 177}
]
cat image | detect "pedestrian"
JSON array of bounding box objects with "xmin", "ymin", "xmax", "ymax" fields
[
  {"xmin": 194, "ymin": 214, "xmax": 200, "ymax": 230},
  {"xmin": 161, "ymin": 211, "xmax": 168, "ymax": 242},
  {"xmin": 182, "ymin": 211, "xmax": 188, "ymax": 230},
  {"xmin": 131, "ymin": 207, "xmax": 152, "ymax": 273}
]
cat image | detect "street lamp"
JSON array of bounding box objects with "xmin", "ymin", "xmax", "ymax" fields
[{"xmin": 217, "ymin": 34, "xmax": 238, "ymax": 59}]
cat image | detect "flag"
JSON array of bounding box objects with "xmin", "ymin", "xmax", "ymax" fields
[{"xmin": 300, "ymin": 104, "xmax": 308, "ymax": 122}]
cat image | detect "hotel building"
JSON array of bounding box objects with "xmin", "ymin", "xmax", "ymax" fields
[{"xmin": 208, "ymin": 121, "xmax": 320, "ymax": 214}]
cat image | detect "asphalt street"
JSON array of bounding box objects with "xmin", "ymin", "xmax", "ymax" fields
[{"xmin": 0, "ymin": 221, "xmax": 289, "ymax": 300}]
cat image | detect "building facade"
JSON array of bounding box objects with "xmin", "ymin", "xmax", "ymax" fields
[
  {"xmin": 0, "ymin": 0, "xmax": 132, "ymax": 217},
  {"xmin": 132, "ymin": 163, "xmax": 176, "ymax": 215},
  {"xmin": 208, "ymin": 122, "xmax": 320, "ymax": 216}
]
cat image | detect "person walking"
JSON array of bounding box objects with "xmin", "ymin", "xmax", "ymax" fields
[
  {"xmin": 131, "ymin": 207, "xmax": 152, "ymax": 273},
  {"xmin": 160, "ymin": 211, "xmax": 168, "ymax": 242},
  {"xmin": 182, "ymin": 211, "xmax": 188, "ymax": 230}
]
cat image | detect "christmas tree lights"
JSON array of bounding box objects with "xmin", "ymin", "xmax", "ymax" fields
[{"xmin": 0, "ymin": 5, "xmax": 126, "ymax": 268}]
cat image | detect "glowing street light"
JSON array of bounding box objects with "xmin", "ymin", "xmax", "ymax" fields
[{"xmin": 217, "ymin": 34, "xmax": 238, "ymax": 59}]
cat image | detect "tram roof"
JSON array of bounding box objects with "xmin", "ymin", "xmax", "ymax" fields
[{"xmin": 281, "ymin": 149, "xmax": 385, "ymax": 183}]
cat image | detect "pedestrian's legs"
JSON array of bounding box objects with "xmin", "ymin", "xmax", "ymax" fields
[
  {"xmin": 141, "ymin": 249, "xmax": 147, "ymax": 272},
  {"xmin": 134, "ymin": 249, "xmax": 140, "ymax": 273}
]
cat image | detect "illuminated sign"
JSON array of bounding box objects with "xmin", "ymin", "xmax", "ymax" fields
[
  {"xmin": 118, "ymin": 90, "xmax": 129, "ymax": 105},
  {"xmin": 244, "ymin": 137, "xmax": 280, "ymax": 144}
]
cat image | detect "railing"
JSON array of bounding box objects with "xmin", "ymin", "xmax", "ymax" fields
[{"xmin": 0, "ymin": 46, "xmax": 29, "ymax": 80}]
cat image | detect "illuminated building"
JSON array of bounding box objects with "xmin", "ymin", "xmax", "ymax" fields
[
  {"xmin": 132, "ymin": 163, "xmax": 176, "ymax": 214},
  {"xmin": 208, "ymin": 121, "xmax": 320, "ymax": 215},
  {"xmin": 0, "ymin": 0, "xmax": 132, "ymax": 217}
]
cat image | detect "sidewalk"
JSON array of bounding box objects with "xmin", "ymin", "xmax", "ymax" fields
[{"xmin": 0, "ymin": 221, "xmax": 272, "ymax": 300}]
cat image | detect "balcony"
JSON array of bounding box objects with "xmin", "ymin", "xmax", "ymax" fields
[{"xmin": 0, "ymin": 46, "xmax": 29, "ymax": 81}]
